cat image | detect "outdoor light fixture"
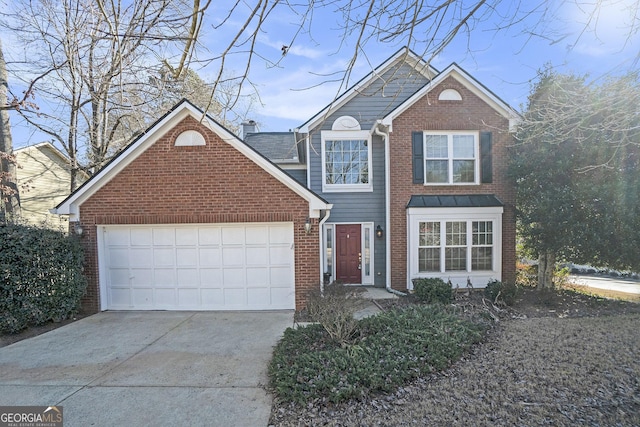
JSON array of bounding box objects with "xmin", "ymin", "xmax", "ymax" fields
[
  {"xmin": 376, "ymin": 225, "xmax": 383, "ymax": 238},
  {"xmin": 75, "ymin": 223, "xmax": 84, "ymax": 237},
  {"xmin": 304, "ymin": 218, "xmax": 312, "ymax": 234}
]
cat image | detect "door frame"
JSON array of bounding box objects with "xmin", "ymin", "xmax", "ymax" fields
[{"xmin": 323, "ymin": 222, "xmax": 374, "ymax": 285}]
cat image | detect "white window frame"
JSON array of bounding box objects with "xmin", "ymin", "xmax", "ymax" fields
[
  {"xmin": 423, "ymin": 131, "xmax": 479, "ymax": 185},
  {"xmin": 321, "ymin": 130, "xmax": 373, "ymax": 192},
  {"xmin": 407, "ymin": 206, "xmax": 502, "ymax": 289}
]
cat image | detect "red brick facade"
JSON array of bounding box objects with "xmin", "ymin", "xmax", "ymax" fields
[
  {"xmin": 77, "ymin": 116, "xmax": 321, "ymax": 313},
  {"xmin": 388, "ymin": 76, "xmax": 517, "ymax": 290}
]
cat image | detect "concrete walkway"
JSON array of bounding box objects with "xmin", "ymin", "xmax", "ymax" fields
[{"xmin": 0, "ymin": 311, "xmax": 293, "ymax": 427}]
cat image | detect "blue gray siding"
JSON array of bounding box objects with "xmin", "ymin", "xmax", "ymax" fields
[
  {"xmin": 308, "ymin": 61, "xmax": 429, "ymax": 286},
  {"xmin": 282, "ymin": 168, "xmax": 307, "ymax": 186}
]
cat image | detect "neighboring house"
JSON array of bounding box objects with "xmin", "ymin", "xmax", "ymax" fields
[
  {"xmin": 53, "ymin": 47, "xmax": 518, "ymax": 314},
  {"xmin": 15, "ymin": 142, "xmax": 86, "ymax": 228}
]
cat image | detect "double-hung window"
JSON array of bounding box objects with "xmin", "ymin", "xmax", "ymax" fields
[
  {"xmin": 424, "ymin": 132, "xmax": 478, "ymax": 184},
  {"xmin": 321, "ymin": 130, "xmax": 372, "ymax": 192}
]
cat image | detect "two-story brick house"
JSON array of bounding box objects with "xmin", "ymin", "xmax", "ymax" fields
[{"xmin": 54, "ymin": 48, "xmax": 517, "ymax": 313}]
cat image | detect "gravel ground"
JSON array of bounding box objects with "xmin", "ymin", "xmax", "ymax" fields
[{"xmin": 269, "ymin": 290, "xmax": 640, "ymax": 426}]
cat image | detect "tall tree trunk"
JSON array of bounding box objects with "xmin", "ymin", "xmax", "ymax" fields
[
  {"xmin": 0, "ymin": 38, "xmax": 20, "ymax": 219},
  {"xmin": 537, "ymin": 251, "xmax": 556, "ymax": 289}
]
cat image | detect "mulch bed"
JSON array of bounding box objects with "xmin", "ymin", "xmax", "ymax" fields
[{"xmin": 269, "ymin": 287, "xmax": 640, "ymax": 426}]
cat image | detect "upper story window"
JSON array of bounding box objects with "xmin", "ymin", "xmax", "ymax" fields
[
  {"xmin": 321, "ymin": 117, "xmax": 372, "ymax": 192},
  {"xmin": 424, "ymin": 131, "xmax": 478, "ymax": 184}
]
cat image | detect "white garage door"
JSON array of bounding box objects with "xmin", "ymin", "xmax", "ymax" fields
[{"xmin": 98, "ymin": 223, "xmax": 295, "ymax": 310}]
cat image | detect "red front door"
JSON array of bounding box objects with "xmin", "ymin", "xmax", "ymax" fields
[{"xmin": 335, "ymin": 224, "xmax": 361, "ymax": 283}]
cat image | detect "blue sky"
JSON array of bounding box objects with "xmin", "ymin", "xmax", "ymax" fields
[
  {"xmin": 210, "ymin": 0, "xmax": 639, "ymax": 132},
  {"xmin": 8, "ymin": 0, "xmax": 640, "ymax": 146}
]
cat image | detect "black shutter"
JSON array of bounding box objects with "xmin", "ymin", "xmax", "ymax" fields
[
  {"xmin": 480, "ymin": 131, "xmax": 493, "ymax": 184},
  {"xmin": 412, "ymin": 131, "xmax": 424, "ymax": 184}
]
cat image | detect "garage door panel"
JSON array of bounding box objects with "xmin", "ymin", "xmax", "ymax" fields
[
  {"xmin": 153, "ymin": 248, "xmax": 175, "ymax": 266},
  {"xmin": 222, "ymin": 227, "xmax": 244, "ymax": 244},
  {"xmin": 270, "ymin": 246, "xmax": 292, "ymax": 264},
  {"xmin": 200, "ymin": 269, "xmax": 222, "ymax": 286},
  {"xmin": 176, "ymin": 248, "xmax": 197, "ymax": 266},
  {"xmin": 199, "ymin": 248, "xmax": 221, "ymax": 266},
  {"xmin": 222, "ymin": 247, "xmax": 244, "ymax": 265},
  {"xmin": 246, "ymin": 267, "xmax": 268, "ymax": 285},
  {"xmin": 223, "ymin": 268, "xmax": 245, "ymax": 286},
  {"xmin": 198, "ymin": 228, "xmax": 220, "ymax": 245},
  {"xmin": 176, "ymin": 228, "xmax": 198, "ymax": 246},
  {"xmin": 246, "ymin": 247, "xmax": 268, "ymax": 265},
  {"xmin": 153, "ymin": 228, "xmax": 175, "ymax": 245},
  {"xmin": 178, "ymin": 289, "xmax": 199, "ymax": 306},
  {"xmin": 108, "ymin": 248, "xmax": 131, "ymax": 268},
  {"xmin": 132, "ymin": 288, "xmax": 155, "ymax": 307},
  {"xmin": 130, "ymin": 228, "xmax": 152, "ymax": 246},
  {"xmin": 130, "ymin": 269, "xmax": 153, "ymax": 286},
  {"xmin": 102, "ymin": 223, "xmax": 295, "ymax": 310},
  {"xmin": 154, "ymin": 269, "xmax": 176, "ymax": 286},
  {"xmin": 177, "ymin": 268, "xmax": 198, "ymax": 285}
]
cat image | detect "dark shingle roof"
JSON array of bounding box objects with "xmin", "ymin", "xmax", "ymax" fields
[
  {"xmin": 407, "ymin": 194, "xmax": 503, "ymax": 208},
  {"xmin": 244, "ymin": 132, "xmax": 303, "ymax": 164}
]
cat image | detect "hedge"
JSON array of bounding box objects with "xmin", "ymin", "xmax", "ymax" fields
[{"xmin": 0, "ymin": 223, "xmax": 87, "ymax": 333}]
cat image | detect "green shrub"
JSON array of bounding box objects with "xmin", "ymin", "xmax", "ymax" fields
[
  {"xmin": 0, "ymin": 223, "xmax": 87, "ymax": 333},
  {"xmin": 269, "ymin": 305, "xmax": 485, "ymax": 405},
  {"xmin": 413, "ymin": 278, "xmax": 453, "ymax": 304},
  {"xmin": 305, "ymin": 282, "xmax": 368, "ymax": 345},
  {"xmin": 484, "ymin": 280, "xmax": 520, "ymax": 306}
]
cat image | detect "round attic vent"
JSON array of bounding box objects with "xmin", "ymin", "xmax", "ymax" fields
[{"xmin": 175, "ymin": 130, "xmax": 206, "ymax": 146}]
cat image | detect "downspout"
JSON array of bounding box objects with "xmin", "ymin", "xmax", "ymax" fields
[
  {"xmin": 318, "ymin": 209, "xmax": 331, "ymax": 292},
  {"xmin": 374, "ymin": 122, "xmax": 407, "ymax": 296}
]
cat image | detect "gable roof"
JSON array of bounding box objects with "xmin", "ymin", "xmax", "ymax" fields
[
  {"xmin": 297, "ymin": 48, "xmax": 439, "ymax": 133},
  {"xmin": 52, "ymin": 99, "xmax": 331, "ymax": 220},
  {"xmin": 380, "ymin": 62, "xmax": 520, "ymax": 130},
  {"xmin": 15, "ymin": 142, "xmax": 90, "ymax": 180}
]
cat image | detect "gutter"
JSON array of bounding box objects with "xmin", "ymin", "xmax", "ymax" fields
[{"xmin": 373, "ymin": 122, "xmax": 407, "ymax": 297}]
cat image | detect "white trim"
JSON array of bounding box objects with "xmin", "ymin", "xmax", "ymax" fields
[
  {"xmin": 321, "ymin": 130, "xmax": 373, "ymax": 193},
  {"xmin": 298, "ymin": 49, "xmax": 438, "ymax": 133},
  {"xmin": 52, "ymin": 100, "xmax": 331, "ymax": 221},
  {"xmin": 423, "ymin": 131, "xmax": 480, "ymax": 185},
  {"xmin": 406, "ymin": 206, "xmax": 503, "ymax": 290},
  {"xmin": 438, "ymin": 88, "xmax": 462, "ymax": 101},
  {"xmin": 381, "ymin": 64, "xmax": 520, "ymax": 131}
]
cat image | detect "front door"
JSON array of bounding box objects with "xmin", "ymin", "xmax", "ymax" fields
[{"xmin": 335, "ymin": 224, "xmax": 361, "ymax": 283}]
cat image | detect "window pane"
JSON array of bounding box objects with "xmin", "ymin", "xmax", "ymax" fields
[
  {"xmin": 364, "ymin": 227, "xmax": 371, "ymax": 276},
  {"xmin": 426, "ymin": 160, "xmax": 448, "ymax": 183},
  {"xmin": 419, "ymin": 248, "xmax": 440, "ymax": 272},
  {"xmin": 446, "ymin": 222, "xmax": 466, "ymax": 246},
  {"xmin": 445, "ymin": 247, "xmax": 467, "ymax": 270},
  {"xmin": 453, "ymin": 135, "xmax": 475, "ymax": 157},
  {"xmin": 472, "ymin": 247, "xmax": 492, "ymax": 270},
  {"xmin": 419, "ymin": 222, "xmax": 440, "ymax": 246},
  {"xmin": 325, "ymin": 139, "xmax": 369, "ymax": 185},
  {"xmin": 453, "ymin": 160, "xmax": 475, "ymax": 183},
  {"xmin": 425, "ymin": 135, "xmax": 448, "ymax": 158},
  {"xmin": 472, "ymin": 221, "xmax": 493, "ymax": 245}
]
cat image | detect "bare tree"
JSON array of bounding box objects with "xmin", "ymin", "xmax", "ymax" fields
[{"xmin": 0, "ymin": 38, "xmax": 20, "ymax": 218}]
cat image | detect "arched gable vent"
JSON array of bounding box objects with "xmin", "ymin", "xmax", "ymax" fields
[
  {"xmin": 175, "ymin": 130, "xmax": 206, "ymax": 146},
  {"xmin": 438, "ymin": 88, "xmax": 462, "ymax": 101},
  {"xmin": 332, "ymin": 116, "xmax": 361, "ymax": 131}
]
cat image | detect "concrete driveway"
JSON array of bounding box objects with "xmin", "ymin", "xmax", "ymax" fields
[{"xmin": 0, "ymin": 311, "xmax": 293, "ymax": 426}]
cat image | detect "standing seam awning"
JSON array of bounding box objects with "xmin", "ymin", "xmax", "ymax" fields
[{"xmin": 406, "ymin": 194, "xmax": 504, "ymax": 208}]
